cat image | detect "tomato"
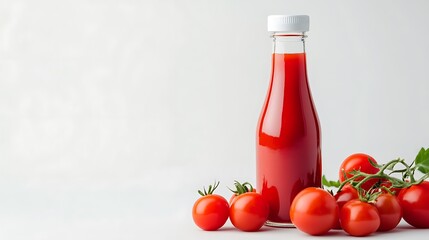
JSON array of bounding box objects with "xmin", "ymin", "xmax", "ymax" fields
[
  {"xmin": 340, "ymin": 199, "xmax": 380, "ymax": 236},
  {"xmin": 192, "ymin": 194, "xmax": 229, "ymax": 231},
  {"xmin": 398, "ymin": 181, "xmax": 429, "ymax": 228},
  {"xmin": 335, "ymin": 185, "xmax": 359, "ymax": 208},
  {"xmin": 192, "ymin": 182, "xmax": 229, "ymax": 231},
  {"xmin": 373, "ymin": 193, "xmax": 402, "ymax": 231},
  {"xmin": 229, "ymin": 192, "xmax": 269, "ymax": 231},
  {"xmin": 333, "ymin": 185, "xmax": 359, "ymax": 229},
  {"xmin": 339, "ymin": 153, "xmax": 379, "ymax": 191},
  {"xmin": 290, "ymin": 187, "xmax": 339, "ymax": 235}
]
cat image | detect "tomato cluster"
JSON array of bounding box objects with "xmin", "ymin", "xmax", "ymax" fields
[
  {"xmin": 192, "ymin": 181, "xmax": 269, "ymax": 232},
  {"xmin": 291, "ymin": 151, "xmax": 429, "ymax": 237}
]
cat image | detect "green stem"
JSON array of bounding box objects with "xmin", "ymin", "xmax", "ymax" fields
[
  {"xmin": 337, "ymin": 174, "xmax": 362, "ymax": 192},
  {"xmin": 354, "ymin": 174, "xmax": 381, "ymax": 190},
  {"xmin": 354, "ymin": 159, "xmax": 399, "ymax": 190},
  {"xmin": 397, "ymin": 159, "xmax": 416, "ymax": 182}
]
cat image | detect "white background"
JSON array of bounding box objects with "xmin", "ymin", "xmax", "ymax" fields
[{"xmin": 1, "ymin": 0, "xmax": 429, "ymax": 239}]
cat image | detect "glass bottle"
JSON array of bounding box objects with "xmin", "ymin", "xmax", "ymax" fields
[{"xmin": 256, "ymin": 15, "xmax": 321, "ymax": 227}]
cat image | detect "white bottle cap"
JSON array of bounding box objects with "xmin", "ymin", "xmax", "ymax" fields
[{"xmin": 267, "ymin": 15, "xmax": 309, "ymax": 33}]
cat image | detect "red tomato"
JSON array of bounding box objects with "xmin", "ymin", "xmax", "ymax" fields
[
  {"xmin": 229, "ymin": 192, "xmax": 269, "ymax": 231},
  {"xmin": 333, "ymin": 185, "xmax": 359, "ymax": 229},
  {"xmin": 340, "ymin": 199, "xmax": 380, "ymax": 236},
  {"xmin": 339, "ymin": 153, "xmax": 379, "ymax": 191},
  {"xmin": 290, "ymin": 187, "xmax": 339, "ymax": 235},
  {"xmin": 374, "ymin": 193, "xmax": 402, "ymax": 231},
  {"xmin": 398, "ymin": 181, "xmax": 429, "ymax": 228},
  {"xmin": 192, "ymin": 194, "xmax": 229, "ymax": 231}
]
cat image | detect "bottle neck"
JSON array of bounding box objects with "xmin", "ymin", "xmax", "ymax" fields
[{"xmin": 271, "ymin": 33, "xmax": 306, "ymax": 54}]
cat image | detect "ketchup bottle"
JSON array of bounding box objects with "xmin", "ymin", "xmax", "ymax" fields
[{"xmin": 256, "ymin": 15, "xmax": 321, "ymax": 227}]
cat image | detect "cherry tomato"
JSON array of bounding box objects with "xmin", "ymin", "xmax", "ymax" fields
[
  {"xmin": 192, "ymin": 183, "xmax": 229, "ymax": 231},
  {"xmin": 398, "ymin": 181, "xmax": 429, "ymax": 228},
  {"xmin": 229, "ymin": 192, "xmax": 269, "ymax": 231},
  {"xmin": 340, "ymin": 199, "xmax": 380, "ymax": 236},
  {"xmin": 290, "ymin": 187, "xmax": 339, "ymax": 235},
  {"xmin": 333, "ymin": 185, "xmax": 359, "ymax": 229},
  {"xmin": 339, "ymin": 153, "xmax": 379, "ymax": 191},
  {"xmin": 192, "ymin": 194, "xmax": 229, "ymax": 231},
  {"xmin": 373, "ymin": 193, "xmax": 402, "ymax": 231}
]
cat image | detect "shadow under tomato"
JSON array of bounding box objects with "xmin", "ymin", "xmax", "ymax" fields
[
  {"xmin": 328, "ymin": 228, "xmax": 410, "ymax": 238},
  {"xmin": 217, "ymin": 226, "xmax": 282, "ymax": 233},
  {"xmin": 304, "ymin": 230, "xmax": 344, "ymax": 238},
  {"xmin": 216, "ymin": 226, "xmax": 236, "ymax": 232},
  {"xmin": 257, "ymin": 226, "xmax": 286, "ymax": 232}
]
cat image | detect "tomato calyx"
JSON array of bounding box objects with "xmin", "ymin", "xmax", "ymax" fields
[
  {"xmin": 198, "ymin": 181, "xmax": 220, "ymax": 196},
  {"xmin": 228, "ymin": 180, "xmax": 254, "ymax": 196}
]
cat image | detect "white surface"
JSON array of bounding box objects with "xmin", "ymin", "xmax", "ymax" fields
[
  {"xmin": 177, "ymin": 221, "xmax": 429, "ymax": 240},
  {"xmin": 1, "ymin": 0, "xmax": 429, "ymax": 239}
]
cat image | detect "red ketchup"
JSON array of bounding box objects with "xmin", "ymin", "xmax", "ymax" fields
[{"xmin": 256, "ymin": 15, "xmax": 321, "ymax": 227}]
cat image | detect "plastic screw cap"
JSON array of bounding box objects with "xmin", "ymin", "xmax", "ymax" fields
[{"xmin": 267, "ymin": 15, "xmax": 309, "ymax": 33}]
